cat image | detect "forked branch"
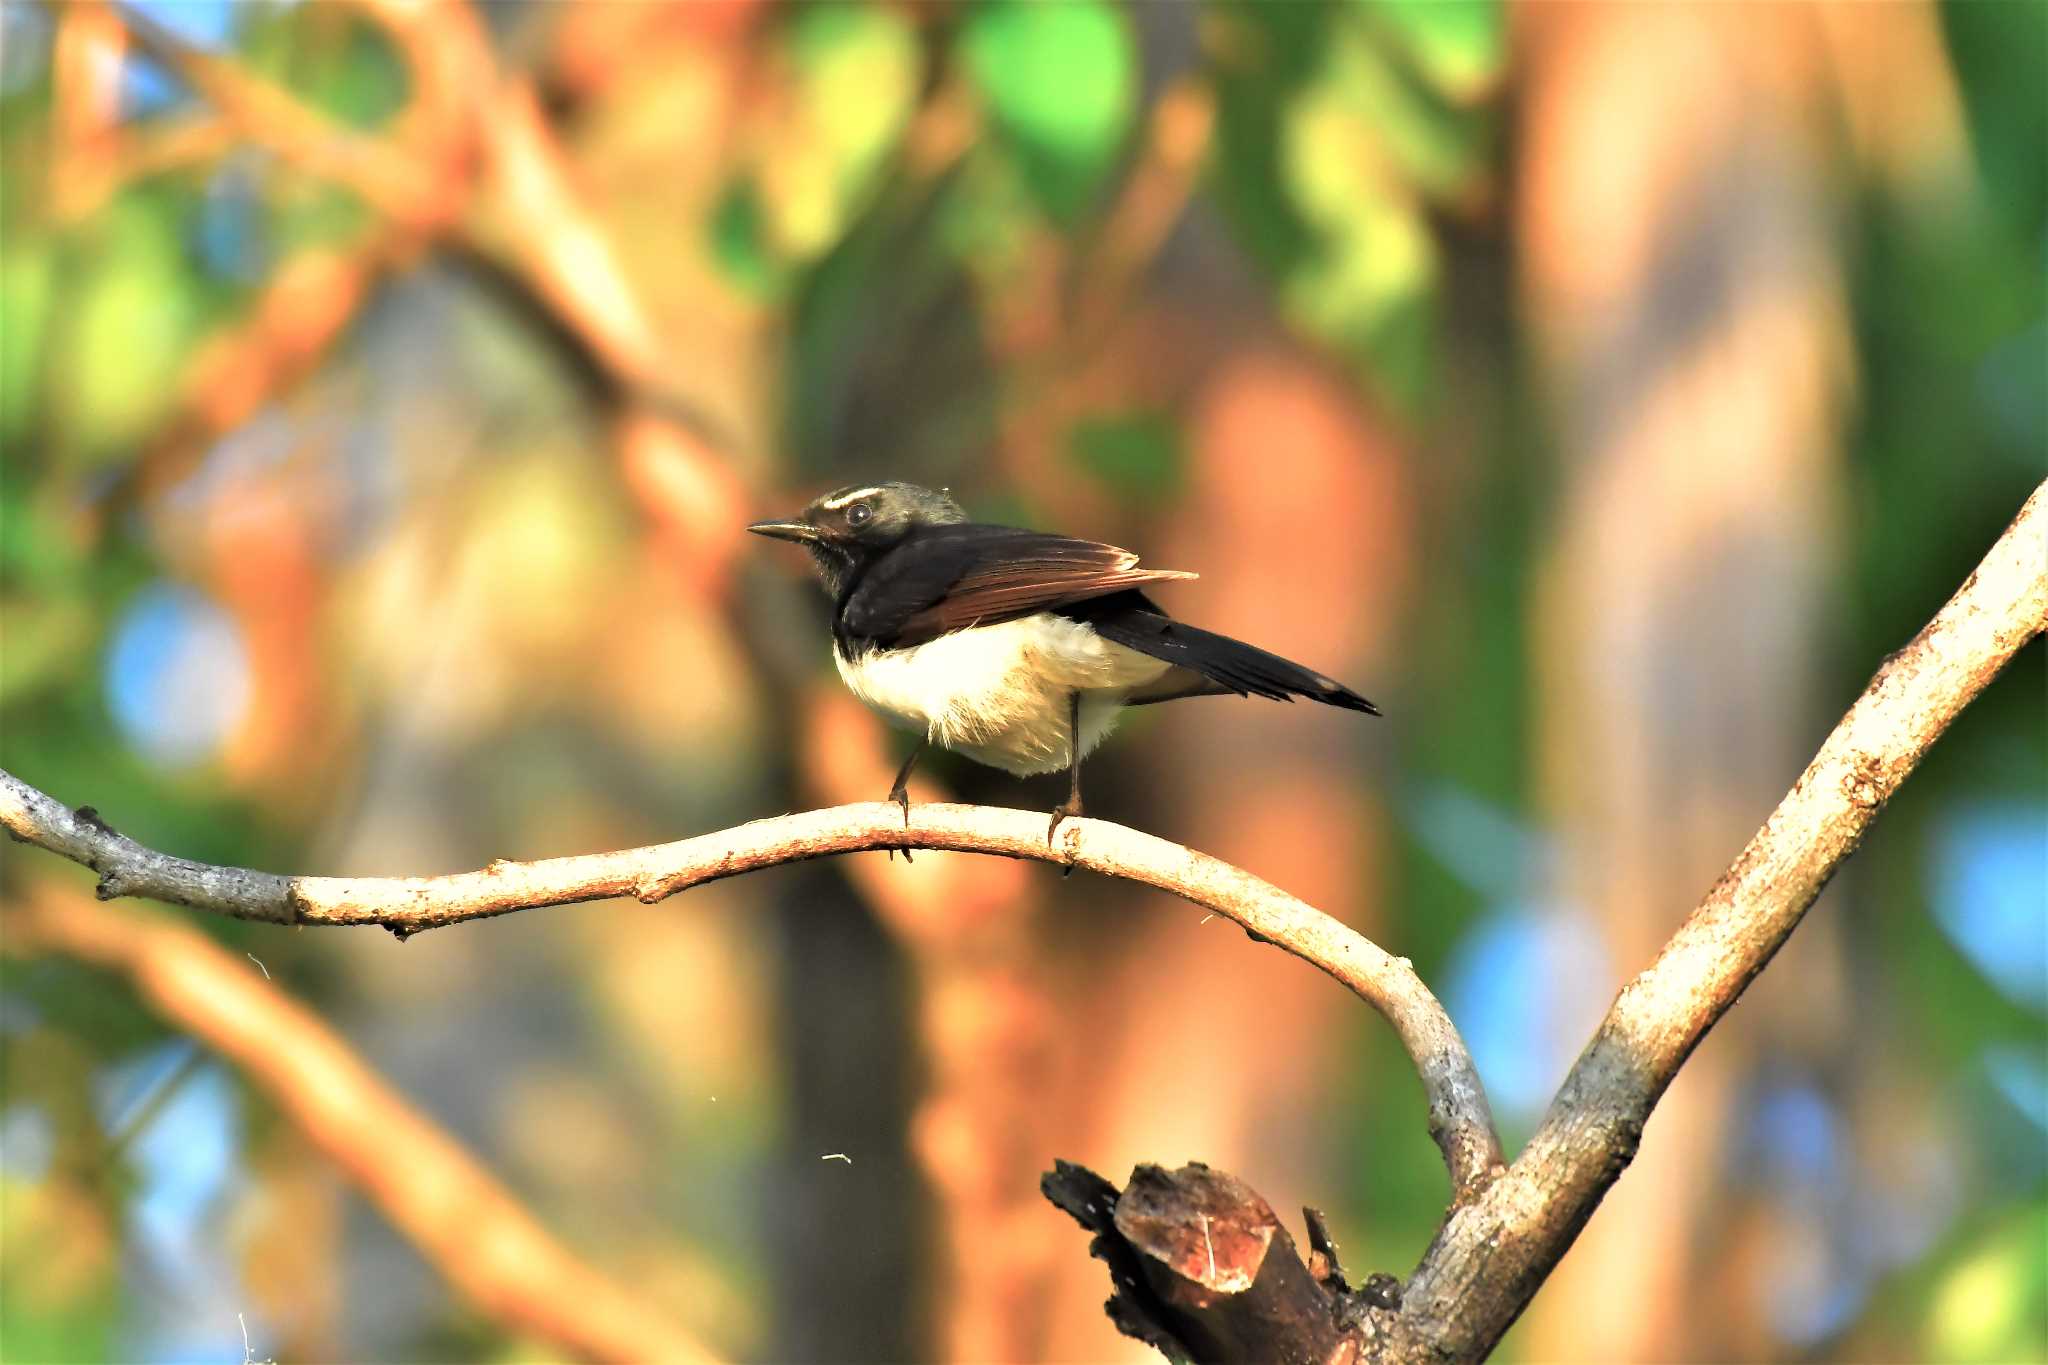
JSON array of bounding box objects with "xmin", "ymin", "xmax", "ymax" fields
[
  {"xmin": 1379, "ymin": 480, "xmax": 2048, "ymax": 1359},
  {"xmin": 1038, "ymin": 481, "xmax": 2046, "ymax": 1364}
]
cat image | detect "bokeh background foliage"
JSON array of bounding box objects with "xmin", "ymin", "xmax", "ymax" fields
[{"xmin": 1, "ymin": 1, "xmax": 2042, "ymax": 1361}]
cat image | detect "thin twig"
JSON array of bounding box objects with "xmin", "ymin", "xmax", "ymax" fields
[
  {"xmin": 0, "ymin": 778, "xmax": 1502, "ymax": 1199},
  {"xmin": 113, "ymin": 3, "xmax": 454, "ymax": 227}
]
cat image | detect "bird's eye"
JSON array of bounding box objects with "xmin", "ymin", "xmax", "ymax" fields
[{"xmin": 847, "ymin": 502, "xmax": 873, "ymax": 527}]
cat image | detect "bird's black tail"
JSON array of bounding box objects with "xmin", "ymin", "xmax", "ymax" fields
[{"xmin": 1083, "ymin": 606, "xmax": 1381, "ymax": 715}]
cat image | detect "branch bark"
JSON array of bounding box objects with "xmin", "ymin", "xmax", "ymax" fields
[
  {"xmin": 3, "ymin": 885, "xmax": 717, "ymax": 1365},
  {"xmin": 0, "ymin": 780, "xmax": 1502, "ymax": 1200},
  {"xmin": 1371, "ymin": 480, "xmax": 2047, "ymax": 1358}
]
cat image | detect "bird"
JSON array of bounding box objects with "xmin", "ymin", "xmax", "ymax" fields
[{"xmin": 748, "ymin": 481, "xmax": 1379, "ymax": 843}]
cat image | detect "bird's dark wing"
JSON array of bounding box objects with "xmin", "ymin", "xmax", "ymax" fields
[
  {"xmin": 1063, "ymin": 591, "xmax": 1381, "ymax": 714},
  {"xmin": 840, "ymin": 525, "xmax": 1196, "ymax": 648}
]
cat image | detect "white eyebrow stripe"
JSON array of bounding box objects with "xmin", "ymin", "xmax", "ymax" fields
[{"xmin": 817, "ymin": 486, "xmax": 887, "ymax": 511}]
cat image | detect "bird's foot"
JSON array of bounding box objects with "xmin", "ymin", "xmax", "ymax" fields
[
  {"xmin": 1047, "ymin": 798, "xmax": 1084, "ymax": 877},
  {"xmin": 887, "ymin": 783, "xmax": 914, "ymax": 863}
]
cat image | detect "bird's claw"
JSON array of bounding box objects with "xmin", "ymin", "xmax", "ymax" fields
[
  {"xmin": 887, "ymin": 785, "xmax": 913, "ymax": 863},
  {"xmin": 1047, "ymin": 799, "xmax": 1083, "ymax": 877}
]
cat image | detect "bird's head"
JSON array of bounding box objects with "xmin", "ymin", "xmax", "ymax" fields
[{"xmin": 748, "ymin": 481, "xmax": 966, "ymax": 591}]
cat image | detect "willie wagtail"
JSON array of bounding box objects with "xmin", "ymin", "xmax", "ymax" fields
[{"xmin": 749, "ymin": 482, "xmax": 1379, "ymax": 840}]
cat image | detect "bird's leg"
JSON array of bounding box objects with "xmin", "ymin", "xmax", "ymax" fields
[
  {"xmin": 887, "ymin": 740, "xmax": 923, "ymax": 863},
  {"xmin": 887, "ymin": 742, "xmax": 923, "ymax": 824},
  {"xmin": 1047, "ymin": 693, "xmax": 1085, "ymax": 865}
]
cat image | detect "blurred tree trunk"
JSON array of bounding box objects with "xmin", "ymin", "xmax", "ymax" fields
[{"xmin": 1516, "ymin": 4, "xmax": 1853, "ymax": 1357}]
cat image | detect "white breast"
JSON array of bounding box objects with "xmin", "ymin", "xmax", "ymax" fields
[{"xmin": 834, "ymin": 614, "xmax": 1171, "ymax": 776}]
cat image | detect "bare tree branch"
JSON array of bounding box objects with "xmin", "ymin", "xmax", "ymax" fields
[
  {"xmin": 3, "ymin": 885, "xmax": 719, "ymax": 1364},
  {"xmin": 0, "ymin": 779, "xmax": 1501, "ymax": 1199},
  {"xmin": 112, "ymin": 2, "xmax": 459, "ymax": 228},
  {"xmin": 1365, "ymin": 480, "xmax": 2048, "ymax": 1359}
]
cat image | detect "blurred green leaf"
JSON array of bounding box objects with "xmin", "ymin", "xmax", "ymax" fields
[
  {"xmin": 1282, "ymin": 97, "xmax": 1437, "ymax": 404},
  {"xmin": 789, "ymin": 4, "xmax": 920, "ymax": 167},
  {"xmin": 0, "ymin": 231, "xmax": 51, "ymax": 449},
  {"xmin": 241, "ymin": 5, "xmax": 408, "ymax": 131},
  {"xmin": 1281, "ymin": 182, "xmax": 1434, "ymax": 330},
  {"xmin": 711, "ymin": 178, "xmax": 787, "ymax": 300},
  {"xmin": 1361, "ymin": 0, "xmax": 1506, "ymax": 101},
  {"xmin": 1297, "ymin": 23, "xmax": 1486, "ymax": 208},
  {"xmin": 1924, "ymin": 1201, "xmax": 2048, "ymax": 1363},
  {"xmin": 0, "ymin": 452, "xmax": 151, "ymax": 706},
  {"xmin": 0, "ymin": 601, "xmax": 96, "ymax": 705},
  {"xmin": 1207, "ymin": 7, "xmax": 1488, "ymax": 407},
  {"xmin": 760, "ymin": 4, "xmax": 921, "ymax": 260},
  {"xmin": 0, "ymin": 476, "xmax": 78, "ymax": 593},
  {"xmin": 1205, "ymin": 3, "xmax": 1327, "ymax": 284},
  {"xmin": 270, "ymin": 180, "xmax": 372, "ymax": 257},
  {"xmin": 0, "ymin": 1176, "xmax": 118, "ymax": 1365},
  {"xmin": 961, "ymin": 0, "xmax": 1136, "ymax": 223},
  {"xmin": 937, "ymin": 145, "xmax": 1037, "ymax": 281},
  {"xmin": 1067, "ymin": 412, "xmax": 1185, "ymax": 499},
  {"xmin": 1939, "ymin": 0, "xmax": 2048, "ymax": 234},
  {"xmin": 53, "ymin": 192, "xmax": 204, "ymax": 466}
]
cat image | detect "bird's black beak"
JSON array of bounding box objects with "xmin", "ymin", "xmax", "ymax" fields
[{"xmin": 747, "ymin": 518, "xmax": 824, "ymax": 544}]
